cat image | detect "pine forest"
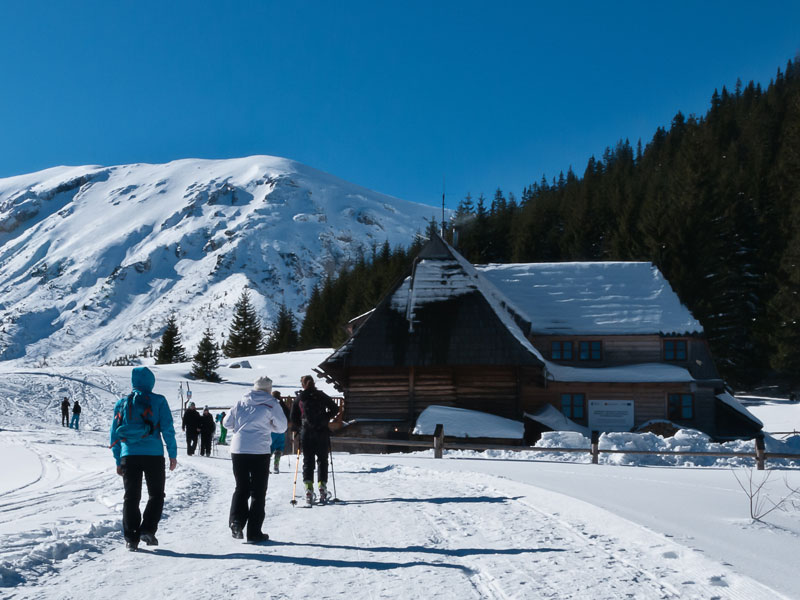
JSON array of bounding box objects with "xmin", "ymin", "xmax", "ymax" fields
[{"xmin": 299, "ymin": 58, "xmax": 800, "ymax": 389}]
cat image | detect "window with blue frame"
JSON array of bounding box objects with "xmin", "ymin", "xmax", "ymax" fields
[
  {"xmin": 561, "ymin": 393, "xmax": 586, "ymax": 422},
  {"xmin": 663, "ymin": 339, "xmax": 687, "ymax": 361},
  {"xmin": 668, "ymin": 393, "xmax": 694, "ymax": 420},
  {"xmin": 551, "ymin": 341, "xmax": 574, "ymax": 360},
  {"xmin": 579, "ymin": 340, "xmax": 602, "ymax": 361}
]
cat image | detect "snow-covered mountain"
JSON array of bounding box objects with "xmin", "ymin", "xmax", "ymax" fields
[{"xmin": 0, "ymin": 156, "xmax": 442, "ymax": 365}]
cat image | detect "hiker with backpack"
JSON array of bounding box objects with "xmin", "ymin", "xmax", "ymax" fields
[
  {"xmin": 109, "ymin": 366, "xmax": 178, "ymax": 552},
  {"xmin": 270, "ymin": 390, "xmax": 290, "ymax": 474},
  {"xmin": 199, "ymin": 406, "xmax": 216, "ymax": 457},
  {"xmin": 223, "ymin": 375, "xmax": 287, "ymax": 543},
  {"xmin": 69, "ymin": 400, "xmax": 82, "ymax": 430},
  {"xmin": 290, "ymin": 375, "xmax": 339, "ymax": 506},
  {"xmin": 61, "ymin": 397, "xmax": 70, "ymax": 427},
  {"xmin": 181, "ymin": 402, "xmax": 202, "ymax": 455}
]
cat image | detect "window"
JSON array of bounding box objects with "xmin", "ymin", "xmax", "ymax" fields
[
  {"xmin": 668, "ymin": 393, "xmax": 694, "ymax": 420},
  {"xmin": 664, "ymin": 339, "xmax": 687, "ymax": 361},
  {"xmin": 561, "ymin": 393, "xmax": 586, "ymax": 422},
  {"xmin": 551, "ymin": 341, "xmax": 573, "ymax": 360},
  {"xmin": 579, "ymin": 340, "xmax": 602, "ymax": 361}
]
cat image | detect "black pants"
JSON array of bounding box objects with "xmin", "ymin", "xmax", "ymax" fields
[
  {"xmin": 61, "ymin": 410, "xmax": 69, "ymax": 426},
  {"xmin": 186, "ymin": 431, "xmax": 198, "ymax": 455},
  {"xmin": 200, "ymin": 433, "xmax": 213, "ymax": 456},
  {"xmin": 229, "ymin": 453, "xmax": 270, "ymax": 540},
  {"xmin": 302, "ymin": 430, "xmax": 330, "ymax": 484},
  {"xmin": 121, "ymin": 455, "xmax": 166, "ymax": 544}
]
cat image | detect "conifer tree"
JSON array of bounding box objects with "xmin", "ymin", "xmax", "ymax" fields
[
  {"xmin": 298, "ymin": 284, "xmax": 324, "ymax": 349},
  {"xmin": 223, "ymin": 289, "xmax": 263, "ymax": 358},
  {"xmin": 154, "ymin": 314, "xmax": 187, "ymax": 364},
  {"xmin": 265, "ymin": 303, "xmax": 299, "ymax": 353},
  {"xmin": 192, "ymin": 328, "xmax": 221, "ymax": 382}
]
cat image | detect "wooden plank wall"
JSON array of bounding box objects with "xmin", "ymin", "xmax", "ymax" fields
[
  {"xmin": 414, "ymin": 368, "xmax": 457, "ymax": 412},
  {"xmin": 344, "ymin": 366, "xmax": 522, "ymax": 422},
  {"xmin": 345, "ymin": 369, "xmax": 409, "ymax": 419},
  {"xmin": 454, "ymin": 366, "xmax": 518, "ymax": 418},
  {"xmin": 529, "ymin": 335, "xmax": 663, "ymax": 365}
]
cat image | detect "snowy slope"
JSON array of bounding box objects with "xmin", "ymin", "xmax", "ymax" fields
[
  {"xmin": 0, "ymin": 156, "xmax": 442, "ymax": 366},
  {"xmin": 1, "ymin": 356, "xmax": 799, "ymax": 599}
]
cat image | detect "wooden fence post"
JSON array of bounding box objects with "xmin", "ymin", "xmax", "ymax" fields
[
  {"xmin": 755, "ymin": 433, "xmax": 766, "ymax": 471},
  {"xmin": 591, "ymin": 431, "xmax": 600, "ymax": 464},
  {"xmin": 433, "ymin": 424, "xmax": 444, "ymax": 459}
]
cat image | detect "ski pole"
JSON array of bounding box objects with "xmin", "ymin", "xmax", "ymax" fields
[
  {"xmin": 329, "ymin": 442, "xmax": 339, "ymax": 503},
  {"xmin": 290, "ymin": 445, "xmax": 301, "ymax": 506}
]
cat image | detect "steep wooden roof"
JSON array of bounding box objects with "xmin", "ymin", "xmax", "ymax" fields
[{"xmin": 320, "ymin": 235, "xmax": 545, "ymax": 378}]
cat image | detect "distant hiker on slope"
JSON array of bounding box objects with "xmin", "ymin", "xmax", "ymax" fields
[
  {"xmin": 182, "ymin": 401, "xmax": 201, "ymax": 455},
  {"xmin": 109, "ymin": 366, "xmax": 178, "ymax": 552},
  {"xmin": 223, "ymin": 376, "xmax": 287, "ymax": 543},
  {"xmin": 290, "ymin": 375, "xmax": 339, "ymax": 506},
  {"xmin": 270, "ymin": 390, "xmax": 290, "ymax": 474},
  {"xmin": 61, "ymin": 397, "xmax": 70, "ymax": 427},
  {"xmin": 216, "ymin": 411, "xmax": 228, "ymax": 445},
  {"xmin": 69, "ymin": 400, "xmax": 82, "ymax": 430},
  {"xmin": 199, "ymin": 406, "xmax": 216, "ymax": 457}
]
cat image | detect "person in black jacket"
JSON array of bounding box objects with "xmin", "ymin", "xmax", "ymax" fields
[
  {"xmin": 199, "ymin": 406, "xmax": 216, "ymax": 457},
  {"xmin": 182, "ymin": 402, "xmax": 202, "ymax": 456},
  {"xmin": 61, "ymin": 397, "xmax": 71, "ymax": 427},
  {"xmin": 290, "ymin": 375, "xmax": 339, "ymax": 505}
]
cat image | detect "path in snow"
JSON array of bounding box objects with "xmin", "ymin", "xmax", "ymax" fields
[
  {"xmin": 0, "ymin": 367, "xmax": 793, "ymax": 599},
  {"xmin": 2, "ymin": 436, "xmax": 786, "ymax": 600}
]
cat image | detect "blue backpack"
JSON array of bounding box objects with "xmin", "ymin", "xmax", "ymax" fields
[{"xmin": 112, "ymin": 392, "xmax": 156, "ymax": 445}]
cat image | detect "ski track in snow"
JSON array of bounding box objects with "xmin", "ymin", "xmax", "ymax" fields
[
  {"xmin": 0, "ymin": 368, "xmax": 793, "ymax": 599},
  {"xmin": 1, "ymin": 445, "xmax": 788, "ymax": 599}
]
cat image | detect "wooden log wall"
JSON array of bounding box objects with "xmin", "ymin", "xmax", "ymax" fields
[
  {"xmin": 344, "ymin": 366, "xmax": 527, "ymax": 422},
  {"xmin": 453, "ymin": 366, "xmax": 518, "ymax": 419},
  {"xmin": 344, "ymin": 368, "xmax": 409, "ymax": 420},
  {"xmin": 529, "ymin": 334, "xmax": 663, "ymax": 366}
]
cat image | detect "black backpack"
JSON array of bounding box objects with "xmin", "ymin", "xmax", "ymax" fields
[{"xmin": 300, "ymin": 391, "xmax": 331, "ymax": 430}]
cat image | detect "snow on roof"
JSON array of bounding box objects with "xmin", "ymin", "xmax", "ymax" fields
[
  {"xmin": 389, "ymin": 251, "xmax": 544, "ymax": 363},
  {"xmin": 717, "ymin": 392, "xmax": 763, "ymax": 427},
  {"xmin": 412, "ymin": 405, "xmax": 524, "ymax": 439},
  {"xmin": 545, "ymin": 361, "xmax": 695, "ymax": 383},
  {"xmin": 524, "ymin": 405, "xmax": 591, "ymax": 437},
  {"xmin": 477, "ymin": 262, "xmax": 702, "ymax": 335}
]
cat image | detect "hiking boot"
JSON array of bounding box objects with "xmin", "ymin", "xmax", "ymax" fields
[
  {"xmin": 318, "ymin": 484, "xmax": 328, "ymax": 504},
  {"xmin": 305, "ymin": 489, "xmax": 314, "ymax": 506},
  {"xmin": 126, "ymin": 540, "xmax": 138, "ymax": 552},
  {"xmin": 231, "ymin": 524, "xmax": 244, "ymax": 539},
  {"xmin": 273, "ymin": 465, "xmax": 279, "ymax": 474},
  {"xmin": 246, "ymin": 532, "xmax": 270, "ymax": 543},
  {"xmin": 140, "ymin": 532, "xmax": 158, "ymax": 546}
]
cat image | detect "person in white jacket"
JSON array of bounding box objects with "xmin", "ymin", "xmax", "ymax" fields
[{"xmin": 223, "ymin": 375, "xmax": 287, "ymax": 543}]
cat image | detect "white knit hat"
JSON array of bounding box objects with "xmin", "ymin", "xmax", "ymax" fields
[{"xmin": 253, "ymin": 376, "xmax": 273, "ymax": 393}]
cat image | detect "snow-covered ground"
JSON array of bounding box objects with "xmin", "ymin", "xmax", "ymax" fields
[{"xmin": 2, "ymin": 351, "xmax": 800, "ymax": 599}]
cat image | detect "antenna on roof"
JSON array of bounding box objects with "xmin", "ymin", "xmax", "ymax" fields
[{"xmin": 441, "ymin": 176, "xmax": 445, "ymax": 238}]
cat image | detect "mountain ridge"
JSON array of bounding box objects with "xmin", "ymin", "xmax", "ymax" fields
[{"xmin": 0, "ymin": 155, "xmax": 441, "ymax": 365}]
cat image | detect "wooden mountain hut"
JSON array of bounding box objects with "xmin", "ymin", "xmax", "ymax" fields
[{"xmin": 317, "ymin": 234, "xmax": 762, "ymax": 441}]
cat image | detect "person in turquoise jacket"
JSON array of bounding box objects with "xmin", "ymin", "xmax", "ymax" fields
[{"xmin": 110, "ymin": 366, "xmax": 178, "ymax": 551}]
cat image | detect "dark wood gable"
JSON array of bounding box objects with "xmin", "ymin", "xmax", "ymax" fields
[{"xmin": 320, "ymin": 235, "xmax": 544, "ymax": 385}]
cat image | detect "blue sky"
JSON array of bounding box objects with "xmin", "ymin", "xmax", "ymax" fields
[{"xmin": 1, "ymin": 1, "xmax": 798, "ymax": 209}]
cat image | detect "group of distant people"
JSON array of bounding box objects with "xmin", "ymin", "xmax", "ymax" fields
[
  {"xmin": 108, "ymin": 366, "xmax": 338, "ymax": 551},
  {"xmin": 181, "ymin": 402, "xmax": 217, "ymax": 457},
  {"xmin": 60, "ymin": 397, "xmax": 82, "ymax": 429}
]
